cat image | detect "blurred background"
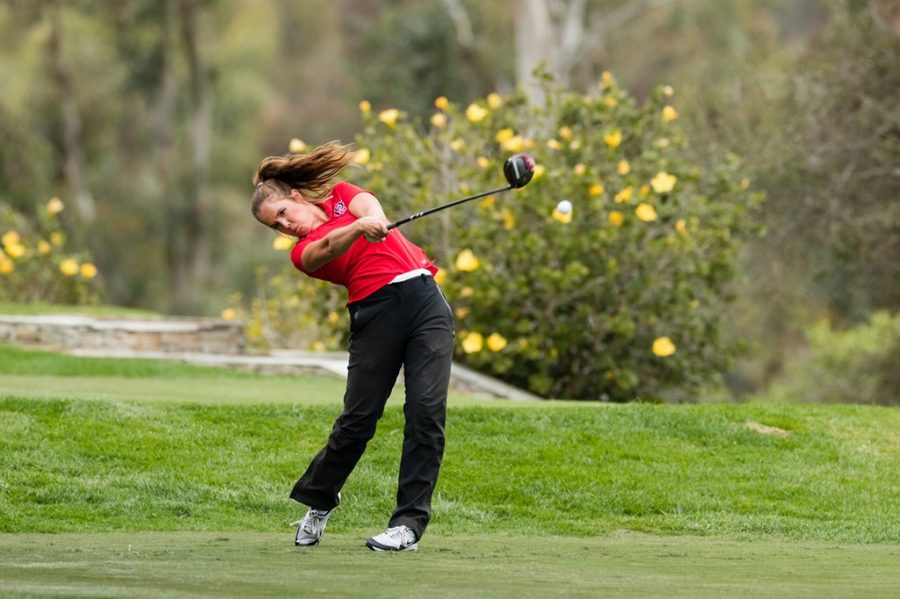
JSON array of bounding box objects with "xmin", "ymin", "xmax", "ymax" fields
[{"xmin": 0, "ymin": 0, "xmax": 897, "ymax": 402}]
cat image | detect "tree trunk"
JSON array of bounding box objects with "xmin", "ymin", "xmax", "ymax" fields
[
  {"xmin": 168, "ymin": 0, "xmax": 213, "ymax": 314},
  {"xmin": 45, "ymin": 0, "xmax": 96, "ymax": 222}
]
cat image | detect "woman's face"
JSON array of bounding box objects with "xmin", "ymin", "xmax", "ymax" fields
[{"xmin": 257, "ymin": 190, "xmax": 323, "ymax": 239}]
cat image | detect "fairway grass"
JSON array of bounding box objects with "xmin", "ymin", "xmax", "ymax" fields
[
  {"xmin": 1, "ymin": 344, "xmax": 899, "ymax": 597},
  {"xmin": 0, "ymin": 532, "xmax": 897, "ymax": 598}
]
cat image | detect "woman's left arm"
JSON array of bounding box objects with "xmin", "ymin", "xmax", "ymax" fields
[{"xmin": 349, "ymin": 192, "xmax": 389, "ymax": 223}]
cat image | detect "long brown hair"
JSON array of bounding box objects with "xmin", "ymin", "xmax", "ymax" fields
[{"xmin": 251, "ymin": 141, "xmax": 354, "ymax": 218}]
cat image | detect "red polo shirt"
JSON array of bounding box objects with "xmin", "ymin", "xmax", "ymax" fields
[{"xmin": 290, "ymin": 182, "xmax": 438, "ymax": 303}]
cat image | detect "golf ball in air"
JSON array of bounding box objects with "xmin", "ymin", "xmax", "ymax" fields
[{"xmin": 556, "ymin": 200, "xmax": 573, "ymax": 214}]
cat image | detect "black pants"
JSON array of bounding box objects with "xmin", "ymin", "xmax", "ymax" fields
[{"xmin": 289, "ymin": 275, "xmax": 454, "ymax": 540}]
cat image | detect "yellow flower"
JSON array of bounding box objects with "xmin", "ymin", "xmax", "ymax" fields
[
  {"xmin": 477, "ymin": 156, "xmax": 490, "ymax": 169},
  {"xmin": 487, "ymin": 93, "xmax": 503, "ymax": 109},
  {"xmin": 0, "ymin": 257, "xmax": 13, "ymax": 274},
  {"xmin": 639, "ymin": 184, "xmax": 650, "ymax": 197},
  {"xmin": 480, "ymin": 196, "xmax": 495, "ymax": 208},
  {"xmin": 601, "ymin": 71, "xmax": 614, "ymax": 86},
  {"xmin": 604, "ymin": 96, "xmax": 618, "ymax": 109},
  {"xmin": 589, "ymin": 183, "xmax": 604, "ymax": 197},
  {"xmin": 378, "ymin": 108, "xmax": 400, "ymax": 127},
  {"xmin": 460, "ymin": 286, "xmax": 474, "ymax": 298},
  {"xmin": 656, "ymin": 138, "xmax": 670, "ymax": 149},
  {"xmin": 455, "ymin": 307, "xmax": 469, "ymax": 319},
  {"xmin": 353, "ymin": 148, "xmax": 371, "ymax": 165},
  {"xmin": 486, "ymin": 333, "xmax": 508, "ymax": 352},
  {"xmin": 663, "ymin": 85, "xmax": 674, "ymax": 97},
  {"xmin": 552, "ymin": 208, "xmax": 573, "ymax": 224},
  {"xmin": 79, "ymin": 262, "xmax": 97, "ymax": 279},
  {"xmin": 547, "ymin": 139, "xmax": 562, "ymax": 151},
  {"xmin": 46, "ymin": 197, "xmax": 65, "ymax": 214},
  {"xmin": 573, "ymin": 163, "xmax": 586, "ymax": 176},
  {"xmin": 635, "ymin": 203, "xmax": 658, "ymax": 222},
  {"xmin": 495, "ymin": 128, "xmax": 515, "ymax": 144},
  {"xmin": 650, "ymin": 171, "xmax": 677, "ymax": 193},
  {"xmin": 662, "ymin": 106, "xmax": 678, "ymax": 122},
  {"xmin": 37, "ymin": 240, "xmax": 51, "ymax": 255},
  {"xmin": 558, "ymin": 126, "xmax": 573, "ymax": 140},
  {"xmin": 450, "ymin": 138, "xmax": 466, "ymax": 152},
  {"xmin": 273, "ymin": 236, "xmax": 294, "ymax": 250},
  {"xmin": 50, "ymin": 232, "xmax": 65, "ymax": 246},
  {"xmin": 675, "ymin": 219, "xmax": 687, "ymax": 234},
  {"xmin": 455, "ymin": 249, "xmax": 479, "ymax": 272},
  {"xmin": 523, "ymin": 138, "xmax": 535, "ymax": 149},
  {"xmin": 434, "ymin": 96, "xmax": 449, "ymax": 110},
  {"xmin": 652, "ymin": 336, "xmax": 676, "ymax": 357},
  {"xmin": 311, "ymin": 341, "xmax": 326, "ymax": 352},
  {"xmin": 462, "ymin": 332, "xmax": 484, "ymax": 354},
  {"xmin": 1, "ymin": 231, "xmax": 20, "ymax": 247},
  {"xmin": 604, "ymin": 129, "xmax": 622, "ymax": 148},
  {"xmin": 431, "ymin": 113, "xmax": 447, "ymax": 128},
  {"xmin": 614, "ymin": 186, "xmax": 633, "ymax": 204},
  {"xmin": 617, "ymin": 160, "xmax": 631, "ymax": 175},
  {"xmin": 502, "ymin": 135, "xmax": 524, "ymax": 152},
  {"xmin": 608, "ymin": 211, "xmax": 624, "ymax": 227},
  {"xmin": 327, "ymin": 311, "xmax": 340, "ymax": 325},
  {"xmin": 289, "ymin": 138, "xmax": 306, "ymax": 153},
  {"xmin": 358, "ymin": 100, "xmax": 371, "ymax": 114},
  {"xmin": 501, "ymin": 208, "xmax": 516, "ymax": 230},
  {"xmin": 465, "ymin": 103, "xmax": 488, "ymax": 122},
  {"xmin": 434, "ymin": 268, "xmax": 447, "ymax": 286},
  {"xmin": 740, "ymin": 178, "xmax": 751, "ymax": 190},
  {"xmin": 5, "ymin": 243, "xmax": 25, "ymax": 258},
  {"xmin": 221, "ymin": 308, "xmax": 237, "ymax": 320},
  {"xmin": 59, "ymin": 258, "xmax": 79, "ymax": 276},
  {"xmin": 569, "ymin": 139, "xmax": 581, "ymax": 150},
  {"xmin": 459, "ymin": 182, "xmax": 471, "ymax": 194},
  {"xmin": 532, "ymin": 164, "xmax": 546, "ymax": 180}
]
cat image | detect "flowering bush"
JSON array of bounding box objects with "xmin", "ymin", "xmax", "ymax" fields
[
  {"xmin": 0, "ymin": 198, "xmax": 101, "ymax": 304},
  {"xmin": 224, "ymin": 263, "xmax": 349, "ymax": 352},
  {"xmin": 349, "ymin": 74, "xmax": 761, "ymax": 401}
]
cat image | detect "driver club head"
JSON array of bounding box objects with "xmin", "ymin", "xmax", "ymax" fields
[{"xmin": 503, "ymin": 153, "xmax": 535, "ymax": 189}]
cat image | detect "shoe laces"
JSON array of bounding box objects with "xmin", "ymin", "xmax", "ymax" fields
[
  {"xmin": 290, "ymin": 509, "xmax": 328, "ymax": 532},
  {"xmin": 384, "ymin": 525, "xmax": 415, "ymax": 544}
]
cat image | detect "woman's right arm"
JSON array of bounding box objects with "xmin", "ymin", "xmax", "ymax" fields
[{"xmin": 300, "ymin": 216, "xmax": 388, "ymax": 272}]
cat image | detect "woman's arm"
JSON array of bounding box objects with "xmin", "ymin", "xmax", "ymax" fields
[
  {"xmin": 348, "ymin": 192, "xmax": 389, "ymax": 223},
  {"xmin": 300, "ymin": 216, "xmax": 387, "ymax": 272}
]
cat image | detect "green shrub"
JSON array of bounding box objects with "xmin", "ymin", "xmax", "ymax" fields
[
  {"xmin": 224, "ymin": 265, "xmax": 349, "ymax": 352},
  {"xmin": 760, "ymin": 311, "xmax": 900, "ymax": 406},
  {"xmin": 350, "ymin": 75, "xmax": 760, "ymax": 401},
  {"xmin": 0, "ymin": 199, "xmax": 101, "ymax": 305}
]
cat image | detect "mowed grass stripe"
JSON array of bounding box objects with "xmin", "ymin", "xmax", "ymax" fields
[
  {"xmin": 1, "ymin": 532, "xmax": 898, "ymax": 599},
  {"xmin": 1, "ymin": 397, "xmax": 897, "ymax": 542}
]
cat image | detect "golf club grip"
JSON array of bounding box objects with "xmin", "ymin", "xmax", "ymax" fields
[{"xmin": 387, "ymin": 185, "xmax": 512, "ymax": 230}]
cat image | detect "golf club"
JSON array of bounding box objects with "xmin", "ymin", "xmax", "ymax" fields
[{"xmin": 387, "ymin": 153, "xmax": 535, "ymax": 230}]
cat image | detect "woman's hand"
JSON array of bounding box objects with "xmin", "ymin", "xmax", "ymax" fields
[{"xmin": 356, "ymin": 216, "xmax": 390, "ymax": 243}]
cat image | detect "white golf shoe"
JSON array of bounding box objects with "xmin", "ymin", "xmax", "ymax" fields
[
  {"xmin": 291, "ymin": 494, "xmax": 339, "ymax": 546},
  {"xmin": 365, "ymin": 525, "xmax": 418, "ymax": 552}
]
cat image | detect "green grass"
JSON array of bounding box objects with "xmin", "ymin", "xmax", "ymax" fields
[
  {"xmin": 0, "ymin": 302, "xmax": 160, "ymax": 317},
  {"xmin": 1, "ymin": 343, "xmax": 898, "ymax": 597},
  {"xmin": 1, "ymin": 532, "xmax": 897, "ymax": 599}
]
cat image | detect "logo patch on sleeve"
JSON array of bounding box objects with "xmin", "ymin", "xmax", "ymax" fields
[{"xmin": 333, "ymin": 201, "xmax": 347, "ymax": 217}]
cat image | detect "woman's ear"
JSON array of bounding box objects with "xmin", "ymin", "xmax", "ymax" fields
[{"xmin": 290, "ymin": 188, "xmax": 305, "ymax": 202}]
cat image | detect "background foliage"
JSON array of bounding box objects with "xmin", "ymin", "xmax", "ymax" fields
[{"xmin": 0, "ymin": 0, "xmax": 896, "ymax": 401}]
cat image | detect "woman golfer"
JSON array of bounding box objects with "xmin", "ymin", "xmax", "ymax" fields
[{"xmin": 250, "ymin": 142, "xmax": 454, "ymax": 552}]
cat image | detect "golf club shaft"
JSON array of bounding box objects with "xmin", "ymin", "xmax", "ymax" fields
[{"xmin": 387, "ymin": 185, "xmax": 512, "ymax": 230}]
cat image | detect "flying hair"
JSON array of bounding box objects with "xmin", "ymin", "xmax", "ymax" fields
[{"xmin": 251, "ymin": 141, "xmax": 355, "ymax": 218}]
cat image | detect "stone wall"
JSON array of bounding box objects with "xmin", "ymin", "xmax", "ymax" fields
[{"xmin": 0, "ymin": 315, "xmax": 245, "ymax": 355}]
